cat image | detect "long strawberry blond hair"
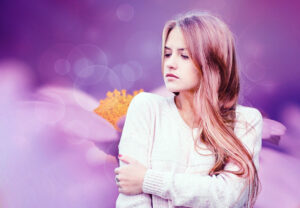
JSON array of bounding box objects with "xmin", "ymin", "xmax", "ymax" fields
[{"xmin": 161, "ymin": 11, "xmax": 260, "ymax": 207}]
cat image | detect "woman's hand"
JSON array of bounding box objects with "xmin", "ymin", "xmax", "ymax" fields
[{"xmin": 114, "ymin": 155, "xmax": 148, "ymax": 195}]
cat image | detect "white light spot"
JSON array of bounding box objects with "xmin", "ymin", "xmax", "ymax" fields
[{"xmin": 116, "ymin": 3, "xmax": 134, "ymax": 22}]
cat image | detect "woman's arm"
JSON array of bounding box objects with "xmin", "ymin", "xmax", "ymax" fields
[
  {"xmin": 116, "ymin": 92, "xmax": 153, "ymax": 208},
  {"xmin": 142, "ymin": 109, "xmax": 263, "ymax": 208}
]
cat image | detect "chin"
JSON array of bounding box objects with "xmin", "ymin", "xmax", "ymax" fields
[{"xmin": 165, "ymin": 85, "xmax": 180, "ymax": 92}]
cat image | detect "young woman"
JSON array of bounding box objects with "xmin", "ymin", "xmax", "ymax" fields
[{"xmin": 114, "ymin": 11, "xmax": 263, "ymax": 208}]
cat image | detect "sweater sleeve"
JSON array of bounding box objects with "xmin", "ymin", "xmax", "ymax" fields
[
  {"xmin": 142, "ymin": 108, "xmax": 263, "ymax": 208},
  {"xmin": 116, "ymin": 92, "xmax": 153, "ymax": 208}
]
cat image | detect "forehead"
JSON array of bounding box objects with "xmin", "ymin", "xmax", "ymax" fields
[{"xmin": 165, "ymin": 27, "xmax": 186, "ymax": 49}]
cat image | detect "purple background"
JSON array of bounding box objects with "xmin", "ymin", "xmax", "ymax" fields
[{"xmin": 1, "ymin": 0, "xmax": 300, "ymax": 119}]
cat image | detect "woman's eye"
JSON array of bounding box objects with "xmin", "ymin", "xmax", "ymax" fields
[
  {"xmin": 181, "ymin": 55, "xmax": 189, "ymax": 59},
  {"xmin": 164, "ymin": 53, "xmax": 171, "ymax": 57}
]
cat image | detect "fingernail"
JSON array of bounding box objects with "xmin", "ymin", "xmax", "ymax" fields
[{"xmin": 118, "ymin": 154, "xmax": 122, "ymax": 158}]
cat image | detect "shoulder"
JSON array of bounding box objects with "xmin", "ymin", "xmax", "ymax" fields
[
  {"xmin": 236, "ymin": 104, "xmax": 263, "ymax": 126},
  {"xmin": 235, "ymin": 105, "xmax": 263, "ymax": 168},
  {"xmin": 124, "ymin": 92, "xmax": 166, "ymax": 128},
  {"xmin": 234, "ymin": 104, "xmax": 263, "ymax": 145},
  {"xmin": 130, "ymin": 92, "xmax": 167, "ymax": 109}
]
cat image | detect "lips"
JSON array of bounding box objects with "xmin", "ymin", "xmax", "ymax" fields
[{"xmin": 166, "ymin": 73, "xmax": 179, "ymax": 79}]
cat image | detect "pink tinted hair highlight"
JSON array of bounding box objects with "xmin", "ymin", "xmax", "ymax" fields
[{"xmin": 161, "ymin": 11, "xmax": 260, "ymax": 208}]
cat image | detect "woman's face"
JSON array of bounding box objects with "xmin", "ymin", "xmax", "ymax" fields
[{"xmin": 163, "ymin": 26, "xmax": 200, "ymax": 94}]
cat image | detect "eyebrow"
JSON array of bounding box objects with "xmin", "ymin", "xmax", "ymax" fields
[{"xmin": 164, "ymin": 46, "xmax": 186, "ymax": 51}]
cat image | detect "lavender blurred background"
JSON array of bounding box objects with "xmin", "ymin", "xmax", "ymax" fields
[
  {"xmin": 1, "ymin": 0, "xmax": 300, "ymax": 114},
  {"xmin": 1, "ymin": 0, "xmax": 300, "ymax": 207}
]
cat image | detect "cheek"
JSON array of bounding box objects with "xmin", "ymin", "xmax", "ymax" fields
[
  {"xmin": 186, "ymin": 65, "xmax": 200, "ymax": 81},
  {"xmin": 190, "ymin": 76, "xmax": 200, "ymax": 86}
]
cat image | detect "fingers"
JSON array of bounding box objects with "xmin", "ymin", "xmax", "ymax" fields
[
  {"xmin": 114, "ymin": 167, "xmax": 131, "ymax": 195},
  {"xmin": 118, "ymin": 187, "xmax": 124, "ymax": 194},
  {"xmin": 118, "ymin": 154, "xmax": 140, "ymax": 166},
  {"xmin": 114, "ymin": 167, "xmax": 120, "ymax": 175},
  {"xmin": 119, "ymin": 156, "xmax": 130, "ymax": 164},
  {"xmin": 114, "ymin": 170, "xmax": 122, "ymax": 192},
  {"xmin": 116, "ymin": 177, "xmax": 125, "ymax": 194}
]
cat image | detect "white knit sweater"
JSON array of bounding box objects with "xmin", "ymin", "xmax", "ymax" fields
[{"xmin": 116, "ymin": 92, "xmax": 263, "ymax": 208}]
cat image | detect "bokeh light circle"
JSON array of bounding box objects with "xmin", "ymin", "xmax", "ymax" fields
[{"xmin": 116, "ymin": 3, "xmax": 134, "ymax": 22}]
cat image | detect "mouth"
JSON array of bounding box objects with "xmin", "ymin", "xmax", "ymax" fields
[{"xmin": 166, "ymin": 73, "xmax": 179, "ymax": 79}]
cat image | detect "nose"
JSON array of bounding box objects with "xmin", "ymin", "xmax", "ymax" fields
[{"xmin": 165, "ymin": 54, "xmax": 177, "ymax": 70}]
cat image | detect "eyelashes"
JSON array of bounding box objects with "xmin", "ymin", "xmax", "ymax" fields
[
  {"xmin": 181, "ymin": 55, "xmax": 189, "ymax": 59},
  {"xmin": 164, "ymin": 53, "xmax": 189, "ymax": 60}
]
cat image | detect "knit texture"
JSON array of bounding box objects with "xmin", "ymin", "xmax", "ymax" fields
[{"xmin": 116, "ymin": 92, "xmax": 263, "ymax": 208}]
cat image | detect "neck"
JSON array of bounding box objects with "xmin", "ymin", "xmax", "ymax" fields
[{"xmin": 175, "ymin": 91, "xmax": 195, "ymax": 115}]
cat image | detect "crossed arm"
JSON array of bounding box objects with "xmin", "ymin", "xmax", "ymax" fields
[
  {"xmin": 141, "ymin": 110, "xmax": 263, "ymax": 207},
  {"xmin": 116, "ymin": 93, "xmax": 263, "ymax": 208}
]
